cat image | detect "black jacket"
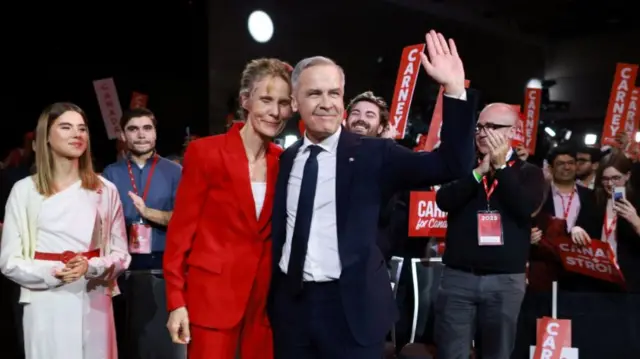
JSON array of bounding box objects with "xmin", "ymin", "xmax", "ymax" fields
[{"xmin": 436, "ymin": 155, "xmax": 545, "ymax": 273}]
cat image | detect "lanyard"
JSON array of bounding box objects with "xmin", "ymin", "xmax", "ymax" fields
[
  {"xmin": 480, "ymin": 160, "xmax": 515, "ymax": 210},
  {"xmin": 559, "ymin": 190, "xmax": 575, "ymax": 220},
  {"xmin": 482, "ymin": 176, "xmax": 498, "ymax": 210},
  {"xmin": 603, "ymin": 211, "xmax": 618, "ymax": 242},
  {"xmin": 126, "ymin": 155, "xmax": 159, "ymax": 201}
]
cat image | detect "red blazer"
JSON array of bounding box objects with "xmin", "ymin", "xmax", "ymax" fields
[{"xmin": 163, "ymin": 124, "xmax": 282, "ymax": 329}]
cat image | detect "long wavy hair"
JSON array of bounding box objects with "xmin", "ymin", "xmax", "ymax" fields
[
  {"xmin": 33, "ymin": 102, "xmax": 101, "ymax": 196},
  {"xmin": 593, "ymin": 152, "xmax": 634, "ymax": 206}
]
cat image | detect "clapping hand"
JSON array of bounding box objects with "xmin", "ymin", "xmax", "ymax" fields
[
  {"xmin": 485, "ymin": 129, "xmax": 509, "ymax": 168},
  {"xmin": 475, "ymin": 153, "xmax": 491, "ymax": 176},
  {"xmin": 420, "ymin": 30, "xmax": 465, "ymax": 97},
  {"xmin": 128, "ymin": 191, "xmax": 148, "ymax": 219}
]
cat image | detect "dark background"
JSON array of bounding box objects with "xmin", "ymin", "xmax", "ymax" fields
[{"xmin": 2, "ymin": 0, "xmax": 639, "ymax": 166}]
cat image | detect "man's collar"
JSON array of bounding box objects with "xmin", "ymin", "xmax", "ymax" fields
[
  {"xmin": 506, "ymin": 148, "xmax": 514, "ymax": 162},
  {"xmin": 126, "ymin": 151, "xmax": 158, "ymax": 164},
  {"xmin": 552, "ymin": 181, "xmax": 577, "ymax": 195},
  {"xmin": 300, "ymin": 127, "xmax": 341, "ymax": 154}
]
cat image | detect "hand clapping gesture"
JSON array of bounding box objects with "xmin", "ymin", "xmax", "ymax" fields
[
  {"xmin": 485, "ymin": 129, "xmax": 510, "ymax": 169},
  {"xmin": 420, "ymin": 30, "xmax": 465, "ymax": 97}
]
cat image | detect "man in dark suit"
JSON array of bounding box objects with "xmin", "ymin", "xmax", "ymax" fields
[{"xmin": 269, "ymin": 30, "xmax": 477, "ymax": 359}]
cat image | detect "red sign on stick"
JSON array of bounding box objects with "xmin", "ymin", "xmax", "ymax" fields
[
  {"xmin": 388, "ymin": 44, "xmax": 425, "ymax": 139},
  {"xmin": 408, "ymin": 191, "xmax": 447, "ymax": 237},
  {"xmin": 532, "ymin": 317, "xmax": 572, "ymax": 359},
  {"xmin": 523, "ymin": 88, "xmax": 542, "ymax": 154}
]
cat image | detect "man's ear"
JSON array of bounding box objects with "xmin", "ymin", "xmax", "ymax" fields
[{"xmin": 291, "ymin": 96, "xmax": 298, "ymax": 113}]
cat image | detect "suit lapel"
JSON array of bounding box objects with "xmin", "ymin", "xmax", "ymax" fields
[
  {"xmin": 335, "ymin": 130, "xmax": 360, "ymax": 239},
  {"xmin": 221, "ymin": 126, "xmax": 257, "ymax": 227},
  {"xmin": 273, "ymin": 141, "xmax": 302, "ymax": 250},
  {"xmin": 258, "ymin": 148, "xmax": 279, "ymax": 232}
]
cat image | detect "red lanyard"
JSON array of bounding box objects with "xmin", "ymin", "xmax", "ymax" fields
[
  {"xmin": 604, "ymin": 211, "xmax": 618, "ymax": 242},
  {"xmin": 559, "ymin": 190, "xmax": 575, "ymax": 219},
  {"xmin": 126, "ymin": 155, "xmax": 159, "ymax": 201},
  {"xmin": 480, "ymin": 160, "xmax": 515, "ymax": 209}
]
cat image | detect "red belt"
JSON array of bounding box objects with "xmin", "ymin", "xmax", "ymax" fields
[{"xmin": 34, "ymin": 249, "xmax": 100, "ymax": 264}]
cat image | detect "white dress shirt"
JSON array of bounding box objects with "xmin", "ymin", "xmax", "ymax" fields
[{"xmin": 279, "ymin": 127, "xmax": 342, "ymax": 282}]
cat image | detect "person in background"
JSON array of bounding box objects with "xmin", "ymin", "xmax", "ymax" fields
[
  {"xmin": 576, "ymin": 145, "xmax": 600, "ymax": 189},
  {"xmin": 571, "ymin": 153, "xmax": 640, "ymax": 292},
  {"xmin": 530, "ymin": 146, "xmax": 599, "ymax": 292},
  {"xmin": 164, "ymin": 58, "xmax": 293, "ymax": 359},
  {"xmin": 344, "ymin": 91, "xmax": 390, "ymax": 137},
  {"xmin": 102, "ymin": 108, "xmax": 183, "ymax": 359},
  {"xmin": 0, "ymin": 102, "xmax": 130, "ymax": 359},
  {"xmin": 435, "ymin": 102, "xmax": 545, "ymax": 359}
]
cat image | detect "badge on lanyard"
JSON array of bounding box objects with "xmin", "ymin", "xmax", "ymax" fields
[
  {"xmin": 478, "ymin": 175, "xmax": 504, "ymax": 246},
  {"xmin": 127, "ymin": 156, "xmax": 159, "ymax": 254}
]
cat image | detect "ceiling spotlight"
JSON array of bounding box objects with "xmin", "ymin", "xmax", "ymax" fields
[
  {"xmin": 584, "ymin": 134, "xmax": 597, "ymax": 145},
  {"xmin": 544, "ymin": 127, "xmax": 556, "ymax": 137},
  {"xmin": 247, "ymin": 10, "xmax": 273, "ymax": 43}
]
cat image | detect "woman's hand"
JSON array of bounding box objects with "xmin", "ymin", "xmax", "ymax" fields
[
  {"xmin": 54, "ymin": 256, "xmax": 89, "ymax": 283},
  {"xmin": 614, "ymin": 198, "xmax": 640, "ymax": 233},
  {"xmin": 570, "ymin": 226, "xmax": 591, "ymax": 247}
]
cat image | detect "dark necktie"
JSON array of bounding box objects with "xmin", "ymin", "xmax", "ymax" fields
[{"xmin": 287, "ymin": 145, "xmax": 323, "ymax": 294}]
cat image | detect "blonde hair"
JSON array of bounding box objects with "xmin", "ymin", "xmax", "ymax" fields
[
  {"xmin": 238, "ymin": 58, "xmax": 293, "ymax": 120},
  {"xmin": 33, "ymin": 102, "xmax": 101, "ymax": 196}
]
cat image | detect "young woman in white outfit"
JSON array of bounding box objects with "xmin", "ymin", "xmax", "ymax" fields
[{"xmin": 0, "ymin": 102, "xmax": 131, "ymax": 359}]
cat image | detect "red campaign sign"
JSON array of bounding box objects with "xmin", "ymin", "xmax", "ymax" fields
[
  {"xmin": 408, "ymin": 191, "xmax": 447, "ymax": 237},
  {"xmin": 532, "ymin": 317, "xmax": 572, "ymax": 359},
  {"xmin": 555, "ymin": 236, "xmax": 625, "ymax": 287},
  {"xmin": 509, "ymin": 105, "xmax": 524, "ymax": 148},
  {"xmin": 388, "ymin": 44, "xmax": 425, "ymax": 139}
]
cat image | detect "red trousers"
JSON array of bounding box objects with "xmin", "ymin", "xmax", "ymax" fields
[{"xmin": 187, "ymin": 248, "xmax": 273, "ymax": 359}]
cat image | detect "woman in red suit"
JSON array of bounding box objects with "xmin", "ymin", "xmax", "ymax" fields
[{"xmin": 164, "ymin": 58, "xmax": 293, "ymax": 359}]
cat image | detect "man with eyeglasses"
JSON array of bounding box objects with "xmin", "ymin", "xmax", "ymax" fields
[{"xmin": 434, "ymin": 103, "xmax": 545, "ymax": 359}]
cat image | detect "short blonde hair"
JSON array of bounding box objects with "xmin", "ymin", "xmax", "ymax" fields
[
  {"xmin": 238, "ymin": 58, "xmax": 293, "ymax": 120},
  {"xmin": 33, "ymin": 102, "xmax": 101, "ymax": 196}
]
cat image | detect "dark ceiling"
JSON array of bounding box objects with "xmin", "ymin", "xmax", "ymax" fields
[{"xmin": 385, "ymin": 0, "xmax": 639, "ymax": 41}]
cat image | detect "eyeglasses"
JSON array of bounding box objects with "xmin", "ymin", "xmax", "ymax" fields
[
  {"xmin": 475, "ymin": 123, "xmax": 512, "ymax": 133},
  {"xmin": 601, "ymin": 175, "xmax": 623, "ymax": 183}
]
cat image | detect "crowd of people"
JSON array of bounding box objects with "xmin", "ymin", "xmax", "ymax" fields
[{"xmin": 0, "ymin": 28, "xmax": 638, "ymax": 359}]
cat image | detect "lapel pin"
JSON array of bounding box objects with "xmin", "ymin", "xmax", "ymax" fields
[{"xmin": 349, "ymin": 157, "xmax": 354, "ymax": 162}]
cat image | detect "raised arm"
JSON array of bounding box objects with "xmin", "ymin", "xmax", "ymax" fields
[
  {"xmin": 163, "ymin": 140, "xmax": 209, "ymax": 312},
  {"xmin": 0, "ymin": 183, "xmax": 61, "ymax": 289},
  {"xmin": 385, "ymin": 30, "xmax": 476, "ymax": 191}
]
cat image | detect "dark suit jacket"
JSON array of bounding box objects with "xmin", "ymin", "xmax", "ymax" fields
[{"xmin": 270, "ymin": 92, "xmax": 477, "ymax": 345}]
